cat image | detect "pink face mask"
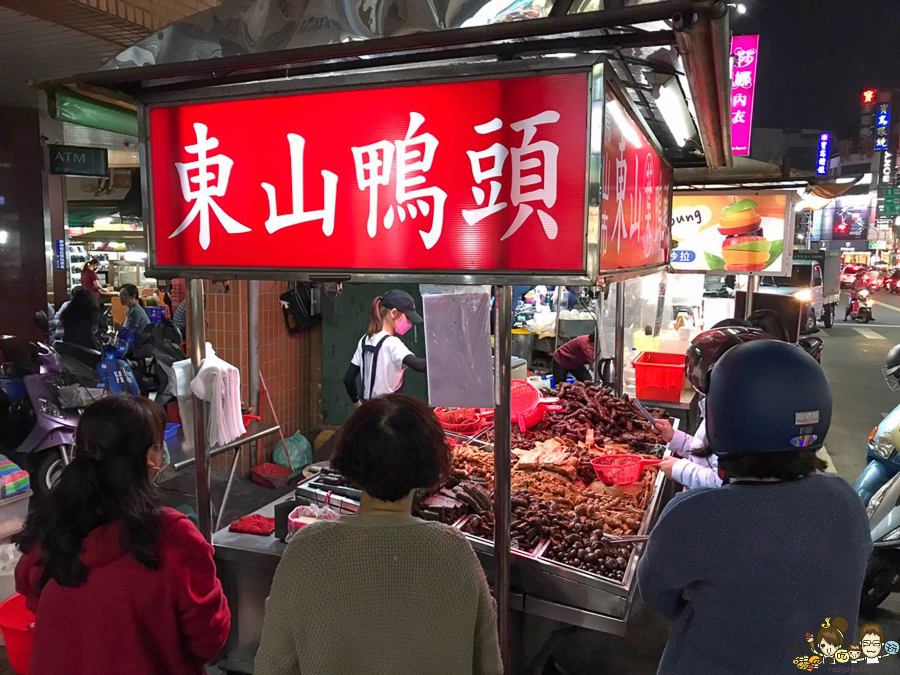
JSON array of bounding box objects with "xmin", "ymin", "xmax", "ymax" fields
[{"xmin": 395, "ymin": 318, "xmax": 413, "ymax": 335}]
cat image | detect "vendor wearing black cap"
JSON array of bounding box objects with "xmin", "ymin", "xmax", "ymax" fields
[{"xmin": 343, "ymin": 290, "xmax": 427, "ymax": 407}]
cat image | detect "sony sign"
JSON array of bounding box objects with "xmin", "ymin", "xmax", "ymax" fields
[{"xmin": 882, "ymin": 150, "xmax": 895, "ymax": 186}]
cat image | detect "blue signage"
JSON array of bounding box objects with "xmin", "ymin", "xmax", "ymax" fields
[
  {"xmin": 816, "ymin": 132, "xmax": 831, "ymax": 176},
  {"xmin": 875, "ymin": 102, "xmax": 891, "ymax": 151},
  {"xmin": 54, "ymin": 240, "xmax": 66, "ymax": 271},
  {"xmin": 669, "ymin": 249, "xmax": 696, "ymax": 264}
]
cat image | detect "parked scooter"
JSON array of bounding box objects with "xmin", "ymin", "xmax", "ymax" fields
[
  {"xmin": 0, "ymin": 343, "xmax": 80, "ymax": 494},
  {"xmin": 845, "ymin": 288, "xmax": 874, "ymax": 323},
  {"xmin": 860, "ymin": 470, "xmax": 900, "ymax": 613},
  {"xmin": 855, "ymin": 344, "xmax": 900, "ymax": 505}
]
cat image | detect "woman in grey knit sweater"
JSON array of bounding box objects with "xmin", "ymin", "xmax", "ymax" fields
[{"xmin": 255, "ymin": 395, "xmax": 503, "ymax": 675}]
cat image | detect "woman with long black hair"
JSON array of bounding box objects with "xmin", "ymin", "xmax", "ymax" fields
[
  {"xmin": 15, "ymin": 395, "xmax": 230, "ymax": 675},
  {"xmin": 59, "ymin": 286, "xmax": 101, "ymax": 349}
]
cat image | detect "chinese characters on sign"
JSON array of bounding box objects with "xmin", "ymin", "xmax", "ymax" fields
[
  {"xmin": 599, "ymin": 95, "xmax": 672, "ymax": 270},
  {"xmin": 730, "ymin": 35, "xmax": 760, "ymax": 157},
  {"xmin": 875, "ymin": 99, "xmax": 891, "ymax": 151},
  {"xmin": 816, "ymin": 133, "xmax": 831, "ymax": 176},
  {"xmin": 860, "ymin": 88, "xmax": 877, "ymax": 139},
  {"xmin": 149, "ymin": 73, "xmax": 593, "ymax": 274}
]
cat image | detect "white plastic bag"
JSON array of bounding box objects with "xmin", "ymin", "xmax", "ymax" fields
[
  {"xmin": 287, "ymin": 502, "xmax": 340, "ymax": 539},
  {"xmin": 0, "ymin": 544, "xmax": 20, "ymax": 576}
]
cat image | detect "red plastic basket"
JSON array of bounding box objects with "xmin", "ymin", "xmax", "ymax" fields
[
  {"xmin": 591, "ymin": 454, "xmax": 661, "ymax": 485},
  {"xmin": 510, "ymin": 380, "xmax": 561, "ymax": 432},
  {"xmin": 434, "ymin": 408, "xmax": 490, "ymax": 435},
  {"xmin": 0, "ymin": 594, "xmax": 34, "ymax": 675},
  {"xmin": 632, "ymin": 351, "xmax": 687, "ymax": 403}
]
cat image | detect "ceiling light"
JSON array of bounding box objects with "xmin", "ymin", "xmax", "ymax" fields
[
  {"xmin": 608, "ymin": 100, "xmax": 643, "ymax": 149},
  {"xmin": 653, "ymin": 78, "xmax": 695, "ymax": 147},
  {"xmin": 0, "ymin": 230, "xmax": 7, "ymax": 245},
  {"xmin": 736, "ymin": 3, "xmax": 747, "ymax": 14}
]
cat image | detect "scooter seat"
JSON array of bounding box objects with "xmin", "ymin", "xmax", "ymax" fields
[{"xmin": 55, "ymin": 342, "xmax": 102, "ymax": 369}]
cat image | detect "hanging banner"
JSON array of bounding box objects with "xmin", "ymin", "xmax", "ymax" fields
[
  {"xmin": 730, "ymin": 35, "xmax": 760, "ymax": 157},
  {"xmin": 598, "ymin": 90, "xmax": 673, "ymax": 271},
  {"xmin": 146, "ymin": 71, "xmax": 592, "ymax": 280},
  {"xmin": 816, "ymin": 132, "xmax": 831, "ymax": 176},
  {"xmin": 669, "ymin": 192, "xmax": 793, "ymax": 275},
  {"xmin": 875, "ymin": 93, "xmax": 891, "ymax": 151}
]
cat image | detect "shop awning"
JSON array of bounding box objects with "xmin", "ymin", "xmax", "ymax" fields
[{"xmin": 40, "ymin": 0, "xmax": 734, "ymax": 169}]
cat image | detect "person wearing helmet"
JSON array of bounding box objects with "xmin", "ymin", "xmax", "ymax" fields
[
  {"xmin": 883, "ymin": 343, "xmax": 900, "ymax": 391},
  {"xmin": 343, "ymin": 290, "xmax": 426, "ymax": 407},
  {"xmin": 638, "ymin": 341, "xmax": 871, "ymax": 675},
  {"xmin": 845, "ymin": 271, "xmax": 873, "ymax": 321},
  {"xmin": 654, "ymin": 326, "xmax": 771, "ymax": 490}
]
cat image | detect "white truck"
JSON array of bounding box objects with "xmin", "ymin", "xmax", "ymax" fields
[{"xmin": 759, "ymin": 250, "xmax": 842, "ymax": 332}]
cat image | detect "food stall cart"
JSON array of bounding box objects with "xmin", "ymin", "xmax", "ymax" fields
[
  {"xmin": 136, "ymin": 59, "xmax": 674, "ymax": 672},
  {"xmin": 55, "ymin": 1, "xmax": 733, "ymax": 671}
]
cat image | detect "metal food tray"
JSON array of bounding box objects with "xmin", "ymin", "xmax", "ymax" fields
[{"xmin": 293, "ymin": 466, "xmax": 667, "ymax": 634}]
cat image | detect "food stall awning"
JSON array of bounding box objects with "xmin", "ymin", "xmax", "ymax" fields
[
  {"xmin": 674, "ymin": 156, "xmax": 814, "ymax": 189},
  {"xmin": 40, "ymin": 0, "xmax": 734, "ymax": 169}
]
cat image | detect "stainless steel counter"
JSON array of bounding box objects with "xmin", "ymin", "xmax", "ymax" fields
[
  {"xmin": 295, "ymin": 469, "xmax": 666, "ymax": 635},
  {"xmin": 212, "ymin": 493, "xmax": 529, "ymax": 674},
  {"xmin": 212, "ymin": 464, "xmax": 667, "ymax": 672}
]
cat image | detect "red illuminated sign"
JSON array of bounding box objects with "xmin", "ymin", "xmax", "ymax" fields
[
  {"xmin": 863, "ymin": 89, "xmax": 877, "ymax": 105},
  {"xmin": 147, "ymin": 72, "xmax": 591, "ymax": 278},
  {"xmin": 599, "ymin": 92, "xmax": 672, "ymax": 271}
]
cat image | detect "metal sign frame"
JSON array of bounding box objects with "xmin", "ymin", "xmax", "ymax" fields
[
  {"xmin": 139, "ymin": 56, "xmax": 673, "ymax": 285},
  {"xmin": 669, "ymin": 188, "xmax": 796, "ymax": 277},
  {"xmin": 140, "ymin": 57, "xmax": 600, "ymax": 285}
]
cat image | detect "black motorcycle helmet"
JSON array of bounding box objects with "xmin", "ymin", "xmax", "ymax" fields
[
  {"xmin": 706, "ymin": 340, "xmax": 832, "ymax": 456},
  {"xmin": 884, "ymin": 343, "xmax": 900, "ymax": 392},
  {"xmin": 684, "ymin": 327, "xmax": 772, "ymax": 395}
]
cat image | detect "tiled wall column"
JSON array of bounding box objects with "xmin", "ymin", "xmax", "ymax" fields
[{"xmin": 201, "ymin": 280, "xmax": 322, "ymax": 474}]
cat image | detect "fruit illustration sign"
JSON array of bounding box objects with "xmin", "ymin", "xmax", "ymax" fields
[{"xmin": 669, "ymin": 192, "xmax": 793, "ymax": 275}]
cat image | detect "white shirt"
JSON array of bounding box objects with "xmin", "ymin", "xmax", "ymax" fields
[{"xmin": 351, "ymin": 331, "xmax": 412, "ymax": 400}]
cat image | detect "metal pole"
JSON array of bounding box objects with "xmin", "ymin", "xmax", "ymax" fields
[
  {"xmin": 553, "ymin": 288, "xmax": 561, "ymax": 354},
  {"xmin": 614, "ymin": 281, "xmax": 626, "ymax": 397},
  {"xmin": 744, "ymin": 275, "xmax": 759, "ymax": 320},
  {"xmin": 188, "ymin": 278, "xmax": 211, "ymax": 542},
  {"xmin": 248, "ymin": 280, "xmax": 261, "ymax": 467},
  {"xmin": 493, "ymin": 285, "xmax": 512, "ymax": 672},
  {"xmin": 593, "ymin": 290, "xmax": 602, "ymax": 383}
]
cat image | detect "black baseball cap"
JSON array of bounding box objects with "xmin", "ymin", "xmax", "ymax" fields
[{"xmin": 381, "ymin": 290, "xmax": 423, "ymax": 324}]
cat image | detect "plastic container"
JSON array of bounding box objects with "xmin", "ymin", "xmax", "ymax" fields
[
  {"xmin": 510, "ymin": 380, "xmax": 561, "ymax": 432},
  {"xmin": 632, "ymin": 351, "xmax": 686, "ymax": 403},
  {"xmin": 591, "ymin": 454, "xmax": 661, "ymax": 485},
  {"xmin": 0, "ymin": 492, "xmax": 31, "ymax": 541},
  {"xmin": 0, "ymin": 594, "xmax": 34, "ymax": 675},
  {"xmin": 548, "ymin": 375, "xmax": 576, "ymax": 389},
  {"xmin": 434, "ymin": 408, "xmax": 491, "ymax": 435},
  {"xmin": 145, "ymin": 306, "xmax": 167, "ymax": 325}
]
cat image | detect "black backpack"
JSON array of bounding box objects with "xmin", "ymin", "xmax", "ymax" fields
[{"xmin": 280, "ymin": 282, "xmax": 320, "ymax": 334}]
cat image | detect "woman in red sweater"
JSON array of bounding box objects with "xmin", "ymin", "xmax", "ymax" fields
[{"xmin": 15, "ymin": 395, "xmax": 231, "ymax": 675}]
